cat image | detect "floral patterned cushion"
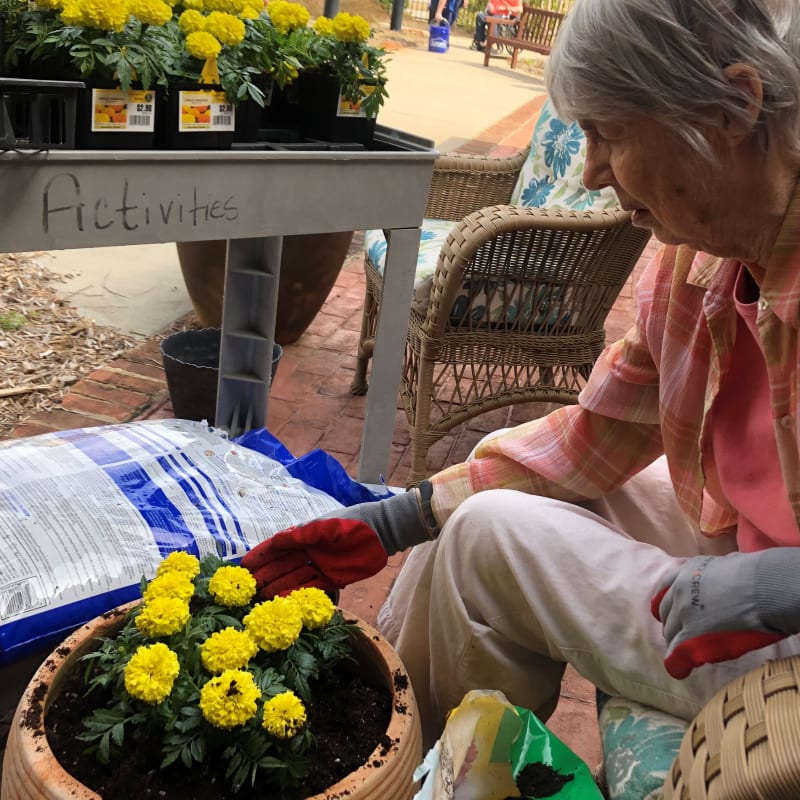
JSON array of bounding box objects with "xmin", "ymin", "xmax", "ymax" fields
[
  {"xmin": 365, "ymin": 219, "xmax": 456, "ymax": 315},
  {"xmin": 596, "ymin": 691, "xmax": 688, "ymax": 800},
  {"xmin": 509, "ymin": 98, "xmax": 620, "ymax": 211},
  {"xmin": 365, "ymin": 97, "xmax": 618, "ymax": 318}
]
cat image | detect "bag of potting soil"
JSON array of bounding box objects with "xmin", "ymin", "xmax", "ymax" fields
[
  {"xmin": 0, "ymin": 418, "xmax": 389, "ymax": 666},
  {"xmin": 413, "ymin": 689, "xmax": 604, "ymax": 799}
]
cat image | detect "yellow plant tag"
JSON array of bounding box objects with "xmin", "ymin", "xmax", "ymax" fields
[
  {"xmin": 336, "ymin": 84, "xmax": 375, "ymax": 119},
  {"xmin": 178, "ymin": 90, "xmax": 235, "ymax": 133},
  {"xmin": 200, "ymin": 56, "xmax": 221, "ymax": 86},
  {"xmin": 91, "ymin": 88, "xmax": 155, "ymax": 133}
]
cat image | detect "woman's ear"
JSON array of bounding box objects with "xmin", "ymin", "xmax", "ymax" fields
[{"xmin": 721, "ymin": 63, "xmax": 764, "ymax": 141}]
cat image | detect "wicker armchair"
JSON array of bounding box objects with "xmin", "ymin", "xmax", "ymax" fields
[
  {"xmin": 661, "ymin": 655, "xmax": 800, "ymax": 799},
  {"xmin": 350, "ymin": 148, "xmax": 651, "ymax": 484}
]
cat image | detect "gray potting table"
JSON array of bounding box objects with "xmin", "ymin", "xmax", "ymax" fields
[{"xmin": 0, "ymin": 129, "xmax": 437, "ymax": 482}]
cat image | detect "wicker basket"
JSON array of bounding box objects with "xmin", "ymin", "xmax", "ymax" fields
[{"xmin": 662, "ymin": 657, "xmax": 800, "ymax": 799}]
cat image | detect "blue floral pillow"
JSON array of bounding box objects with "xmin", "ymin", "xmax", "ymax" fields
[
  {"xmin": 510, "ymin": 98, "xmax": 619, "ymax": 211},
  {"xmin": 365, "ymin": 220, "xmax": 457, "ymax": 314}
]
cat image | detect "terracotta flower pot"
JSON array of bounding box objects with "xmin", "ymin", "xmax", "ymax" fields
[{"xmin": 1, "ymin": 605, "xmax": 422, "ymax": 800}]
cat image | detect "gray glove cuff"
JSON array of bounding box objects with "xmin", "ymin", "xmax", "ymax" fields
[
  {"xmin": 753, "ymin": 547, "xmax": 800, "ymax": 634},
  {"xmin": 328, "ymin": 480, "xmax": 439, "ymax": 556}
]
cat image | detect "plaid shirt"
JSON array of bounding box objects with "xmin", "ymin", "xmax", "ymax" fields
[{"xmin": 429, "ymin": 184, "xmax": 800, "ymax": 546}]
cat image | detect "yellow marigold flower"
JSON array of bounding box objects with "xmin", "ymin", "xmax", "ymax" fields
[
  {"xmin": 181, "ymin": 0, "xmax": 203, "ymax": 9},
  {"xmin": 267, "ymin": 0, "xmax": 309, "ymax": 34},
  {"xmin": 135, "ymin": 596, "xmax": 190, "ymax": 638},
  {"xmin": 331, "ymin": 11, "xmax": 370, "ymax": 43},
  {"xmin": 185, "ymin": 30, "xmax": 222, "ymax": 58},
  {"xmin": 262, "ymin": 690, "xmax": 306, "ymax": 738},
  {"xmin": 59, "ymin": 0, "xmax": 84, "ymax": 22},
  {"xmin": 238, "ymin": 0, "xmax": 261, "ymax": 17},
  {"xmin": 199, "ymin": 669, "xmax": 260, "ymax": 728},
  {"xmin": 290, "ymin": 586, "xmax": 335, "ymax": 629},
  {"xmin": 200, "ymin": 627, "xmax": 258, "ymax": 673},
  {"xmin": 129, "ymin": 0, "xmax": 172, "ymax": 24},
  {"xmin": 203, "ymin": 0, "xmax": 240, "ymax": 11},
  {"xmin": 36, "ymin": 0, "xmax": 66, "ymax": 10},
  {"xmin": 243, "ymin": 596, "xmax": 302, "ymax": 652},
  {"xmin": 143, "ymin": 571, "xmax": 195, "ymax": 604},
  {"xmin": 75, "ymin": 0, "xmax": 131, "ymax": 31},
  {"xmin": 156, "ymin": 551, "xmax": 201, "ymax": 579},
  {"xmin": 204, "ymin": 10, "xmax": 245, "ymax": 44},
  {"xmin": 124, "ymin": 643, "xmax": 180, "ymax": 704},
  {"xmin": 313, "ymin": 15, "xmax": 333, "ymax": 35},
  {"xmin": 179, "ymin": 8, "xmax": 205, "ymax": 31},
  {"xmin": 208, "ymin": 564, "xmax": 256, "ymax": 606}
]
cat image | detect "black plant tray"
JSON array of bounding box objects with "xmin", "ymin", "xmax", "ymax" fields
[
  {"xmin": 231, "ymin": 123, "xmax": 434, "ymax": 154},
  {"xmin": 1, "ymin": 77, "xmax": 85, "ymax": 150}
]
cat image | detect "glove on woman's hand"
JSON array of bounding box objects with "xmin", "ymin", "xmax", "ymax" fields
[
  {"xmin": 651, "ymin": 548, "xmax": 800, "ymax": 679},
  {"xmin": 241, "ymin": 481, "xmax": 438, "ymax": 597}
]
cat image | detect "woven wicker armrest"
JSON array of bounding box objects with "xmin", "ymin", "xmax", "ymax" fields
[
  {"xmin": 424, "ymin": 147, "xmax": 530, "ymax": 221},
  {"xmin": 422, "ymin": 204, "xmax": 639, "ymax": 337},
  {"xmin": 663, "ymin": 656, "xmax": 800, "ymax": 800}
]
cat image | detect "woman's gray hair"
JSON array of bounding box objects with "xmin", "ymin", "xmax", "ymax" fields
[{"xmin": 546, "ymin": 0, "xmax": 800, "ymax": 160}]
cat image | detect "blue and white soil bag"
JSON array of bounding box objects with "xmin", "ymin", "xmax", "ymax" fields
[{"xmin": 0, "ymin": 419, "xmax": 365, "ymax": 665}]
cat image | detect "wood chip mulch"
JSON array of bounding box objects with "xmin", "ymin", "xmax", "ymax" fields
[{"xmin": 0, "ymin": 252, "xmax": 142, "ymax": 438}]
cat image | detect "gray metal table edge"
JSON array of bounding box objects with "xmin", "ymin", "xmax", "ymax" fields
[{"xmin": 0, "ymin": 142, "xmax": 437, "ymax": 483}]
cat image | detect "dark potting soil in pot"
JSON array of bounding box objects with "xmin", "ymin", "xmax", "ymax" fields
[{"xmin": 45, "ymin": 660, "xmax": 392, "ymax": 799}]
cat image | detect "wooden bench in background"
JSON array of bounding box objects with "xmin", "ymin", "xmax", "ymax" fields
[{"xmin": 483, "ymin": 4, "xmax": 565, "ymax": 69}]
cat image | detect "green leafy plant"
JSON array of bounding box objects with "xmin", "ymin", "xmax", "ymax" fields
[
  {"xmin": 299, "ymin": 10, "xmax": 389, "ymax": 119},
  {"xmin": 78, "ymin": 552, "xmax": 356, "ymax": 795},
  {"xmin": 3, "ymin": 0, "xmax": 177, "ymax": 89},
  {"xmin": 1, "ymin": 0, "xmax": 279, "ymax": 104}
]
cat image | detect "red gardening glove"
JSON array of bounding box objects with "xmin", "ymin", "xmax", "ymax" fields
[{"xmin": 241, "ymin": 517, "xmax": 388, "ymax": 597}]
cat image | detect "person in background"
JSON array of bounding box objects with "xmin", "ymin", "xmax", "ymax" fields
[
  {"xmin": 471, "ymin": 0, "xmax": 523, "ymax": 52},
  {"xmin": 242, "ymin": 0, "xmax": 800, "ymax": 751},
  {"xmin": 430, "ymin": 0, "xmax": 464, "ymax": 27}
]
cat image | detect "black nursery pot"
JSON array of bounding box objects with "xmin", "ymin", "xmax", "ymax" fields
[
  {"xmin": 297, "ymin": 71, "xmax": 377, "ymax": 146},
  {"xmin": 233, "ymin": 80, "xmax": 304, "ymax": 143},
  {"xmin": 156, "ymin": 84, "xmax": 234, "ymax": 150},
  {"xmin": 160, "ymin": 328, "xmax": 282, "ymax": 425},
  {"xmin": 75, "ymin": 82, "xmax": 157, "ymax": 149}
]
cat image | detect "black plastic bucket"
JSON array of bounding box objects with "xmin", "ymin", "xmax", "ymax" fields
[{"xmin": 160, "ymin": 328, "xmax": 282, "ymax": 425}]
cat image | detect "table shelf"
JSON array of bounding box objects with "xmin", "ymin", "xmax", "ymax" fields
[{"xmin": 0, "ymin": 128, "xmax": 436, "ymax": 482}]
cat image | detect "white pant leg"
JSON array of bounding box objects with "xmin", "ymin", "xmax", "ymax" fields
[{"xmin": 378, "ymin": 459, "xmax": 800, "ymax": 748}]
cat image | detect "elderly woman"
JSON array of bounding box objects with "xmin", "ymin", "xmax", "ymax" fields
[{"xmin": 242, "ymin": 0, "xmax": 800, "ymax": 748}]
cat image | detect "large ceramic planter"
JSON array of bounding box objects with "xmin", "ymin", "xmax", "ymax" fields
[
  {"xmin": 1, "ymin": 605, "xmax": 422, "ymax": 800},
  {"xmin": 176, "ymin": 231, "xmax": 355, "ymax": 344}
]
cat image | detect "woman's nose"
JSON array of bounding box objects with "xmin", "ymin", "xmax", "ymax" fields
[{"xmin": 582, "ymin": 139, "xmax": 613, "ymax": 191}]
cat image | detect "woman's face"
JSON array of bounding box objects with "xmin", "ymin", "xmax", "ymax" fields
[{"xmin": 579, "ymin": 115, "xmax": 746, "ymax": 255}]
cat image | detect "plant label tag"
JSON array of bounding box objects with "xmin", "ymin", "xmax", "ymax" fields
[
  {"xmin": 336, "ymin": 84, "xmax": 375, "ymax": 119},
  {"xmin": 178, "ymin": 90, "xmax": 236, "ymax": 132},
  {"xmin": 91, "ymin": 88, "xmax": 155, "ymax": 132}
]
